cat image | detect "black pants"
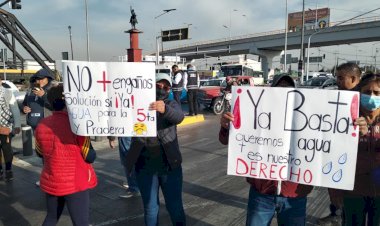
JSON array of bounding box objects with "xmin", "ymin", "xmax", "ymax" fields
[
  {"xmin": 173, "ymin": 91, "xmax": 182, "ymax": 106},
  {"xmin": 187, "ymin": 89, "xmax": 198, "ymax": 115},
  {"xmin": 43, "ymin": 189, "xmax": 90, "ymax": 226},
  {"xmin": 0, "ymin": 134, "xmax": 13, "ymax": 169}
]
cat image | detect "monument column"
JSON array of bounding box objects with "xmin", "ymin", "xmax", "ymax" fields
[{"xmin": 125, "ymin": 29, "xmax": 143, "ymax": 62}]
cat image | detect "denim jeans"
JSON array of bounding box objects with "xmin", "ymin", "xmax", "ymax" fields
[
  {"xmin": 246, "ymin": 187, "xmax": 307, "ymax": 226},
  {"xmin": 343, "ymin": 196, "xmax": 380, "ymax": 226},
  {"xmin": 118, "ymin": 137, "xmax": 139, "ymax": 192},
  {"xmin": 136, "ymin": 167, "xmax": 186, "ymax": 226}
]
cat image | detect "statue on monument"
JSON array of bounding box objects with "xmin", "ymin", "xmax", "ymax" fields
[{"xmin": 129, "ymin": 6, "xmax": 138, "ymax": 30}]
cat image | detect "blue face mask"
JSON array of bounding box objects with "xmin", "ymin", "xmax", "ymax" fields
[{"xmin": 360, "ymin": 94, "xmax": 380, "ymax": 111}]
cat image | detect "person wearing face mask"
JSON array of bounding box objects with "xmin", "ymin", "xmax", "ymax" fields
[
  {"xmin": 22, "ymin": 68, "xmax": 55, "ymax": 130},
  {"xmin": 219, "ymin": 74, "xmax": 313, "ymax": 226},
  {"xmin": 318, "ymin": 63, "xmax": 361, "ymax": 226},
  {"xmin": 126, "ymin": 73, "xmax": 186, "ymax": 226},
  {"xmin": 338, "ymin": 73, "xmax": 380, "ymax": 226}
]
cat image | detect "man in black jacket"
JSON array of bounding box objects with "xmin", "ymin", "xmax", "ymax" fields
[
  {"xmin": 171, "ymin": 65, "xmax": 184, "ymax": 106},
  {"xmin": 126, "ymin": 73, "xmax": 185, "ymax": 226},
  {"xmin": 184, "ymin": 64, "xmax": 199, "ymax": 116}
]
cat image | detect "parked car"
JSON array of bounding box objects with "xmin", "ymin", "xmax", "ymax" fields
[
  {"xmin": 197, "ymin": 78, "xmax": 227, "ymax": 109},
  {"xmin": 1, "ymin": 80, "xmax": 25, "ymax": 110},
  {"xmin": 320, "ymin": 78, "xmax": 337, "ymax": 90},
  {"xmin": 301, "ymin": 76, "xmax": 331, "ymax": 88}
]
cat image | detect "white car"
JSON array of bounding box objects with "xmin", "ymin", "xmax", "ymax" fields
[{"xmin": 1, "ymin": 80, "xmax": 25, "ymax": 110}]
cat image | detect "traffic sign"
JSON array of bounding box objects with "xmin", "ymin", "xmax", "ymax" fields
[{"xmin": 161, "ymin": 27, "xmax": 189, "ymax": 42}]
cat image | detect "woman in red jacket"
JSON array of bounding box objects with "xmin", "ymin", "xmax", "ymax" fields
[{"xmin": 35, "ymin": 84, "xmax": 97, "ymax": 226}]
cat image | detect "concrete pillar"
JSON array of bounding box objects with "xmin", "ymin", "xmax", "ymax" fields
[
  {"xmin": 249, "ymin": 47, "xmax": 281, "ymax": 82},
  {"xmin": 125, "ymin": 29, "xmax": 143, "ymax": 62}
]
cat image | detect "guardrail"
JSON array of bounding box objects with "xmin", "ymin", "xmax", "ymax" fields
[{"xmin": 163, "ymin": 16, "xmax": 380, "ymax": 52}]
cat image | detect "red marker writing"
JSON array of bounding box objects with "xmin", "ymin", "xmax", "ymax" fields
[
  {"xmin": 232, "ymin": 89, "xmax": 242, "ymax": 129},
  {"xmin": 351, "ymin": 94, "xmax": 359, "ymax": 137}
]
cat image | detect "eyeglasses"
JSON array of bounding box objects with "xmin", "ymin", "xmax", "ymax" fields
[{"xmin": 156, "ymin": 83, "xmax": 171, "ymax": 91}]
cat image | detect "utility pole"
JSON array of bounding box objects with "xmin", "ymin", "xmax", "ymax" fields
[
  {"xmin": 154, "ymin": 9, "xmax": 176, "ymax": 65},
  {"xmin": 299, "ymin": 0, "xmax": 305, "ymax": 82},
  {"xmin": 68, "ymin": 25, "xmax": 74, "ymax": 60},
  {"xmin": 284, "ymin": 0, "xmax": 288, "ymax": 72},
  {"xmin": 84, "ymin": 0, "xmax": 90, "ymax": 61},
  {"xmin": 317, "ymin": 48, "xmax": 320, "ymax": 71}
]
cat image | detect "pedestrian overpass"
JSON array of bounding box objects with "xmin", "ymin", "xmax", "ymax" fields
[{"xmin": 161, "ymin": 17, "xmax": 380, "ymax": 79}]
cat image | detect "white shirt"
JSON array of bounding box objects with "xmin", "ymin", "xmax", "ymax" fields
[{"xmin": 172, "ymin": 72, "xmax": 182, "ymax": 85}]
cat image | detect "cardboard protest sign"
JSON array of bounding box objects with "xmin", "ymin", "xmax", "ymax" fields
[
  {"xmin": 62, "ymin": 61, "xmax": 156, "ymax": 137},
  {"xmin": 227, "ymin": 86, "xmax": 359, "ymax": 190}
]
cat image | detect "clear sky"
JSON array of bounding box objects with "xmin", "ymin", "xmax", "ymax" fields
[{"xmin": 4, "ymin": 0, "xmax": 380, "ymax": 70}]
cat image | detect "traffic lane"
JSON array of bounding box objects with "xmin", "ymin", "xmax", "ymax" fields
[{"xmin": 179, "ymin": 114, "xmax": 249, "ymax": 225}]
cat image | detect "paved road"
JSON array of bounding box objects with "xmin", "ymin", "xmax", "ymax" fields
[{"xmin": 0, "ymin": 108, "xmax": 331, "ymax": 226}]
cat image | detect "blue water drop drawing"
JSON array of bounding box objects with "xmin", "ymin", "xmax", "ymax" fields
[
  {"xmin": 322, "ymin": 162, "xmax": 332, "ymax": 174},
  {"xmin": 338, "ymin": 153, "xmax": 347, "ymax": 164},
  {"xmin": 332, "ymin": 169, "xmax": 343, "ymax": 182}
]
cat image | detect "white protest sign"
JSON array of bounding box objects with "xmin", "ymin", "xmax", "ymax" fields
[
  {"xmin": 62, "ymin": 61, "xmax": 157, "ymax": 137},
  {"xmin": 227, "ymin": 86, "xmax": 359, "ymax": 190}
]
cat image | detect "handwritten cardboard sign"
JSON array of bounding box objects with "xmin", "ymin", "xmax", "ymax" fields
[
  {"xmin": 227, "ymin": 86, "xmax": 360, "ymax": 190},
  {"xmin": 62, "ymin": 61, "xmax": 157, "ymax": 137}
]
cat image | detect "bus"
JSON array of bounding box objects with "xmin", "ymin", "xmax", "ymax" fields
[{"xmin": 220, "ymin": 64, "xmax": 264, "ymax": 85}]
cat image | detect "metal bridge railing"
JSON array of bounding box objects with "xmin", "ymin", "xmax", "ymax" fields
[{"xmin": 163, "ymin": 16, "xmax": 380, "ymax": 52}]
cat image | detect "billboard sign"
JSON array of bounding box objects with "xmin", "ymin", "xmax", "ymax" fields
[
  {"xmin": 161, "ymin": 27, "xmax": 189, "ymax": 42},
  {"xmin": 288, "ymin": 8, "xmax": 330, "ymax": 32}
]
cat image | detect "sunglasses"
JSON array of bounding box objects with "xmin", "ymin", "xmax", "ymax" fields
[{"xmin": 156, "ymin": 83, "xmax": 171, "ymax": 91}]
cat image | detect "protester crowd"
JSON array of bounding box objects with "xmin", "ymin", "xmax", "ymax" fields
[{"xmin": 1, "ymin": 63, "xmax": 380, "ymax": 226}]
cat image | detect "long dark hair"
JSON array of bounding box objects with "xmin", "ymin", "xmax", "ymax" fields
[
  {"xmin": 356, "ymin": 73, "xmax": 380, "ymax": 92},
  {"xmin": 47, "ymin": 83, "xmax": 65, "ymax": 111}
]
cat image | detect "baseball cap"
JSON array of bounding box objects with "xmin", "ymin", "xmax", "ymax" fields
[{"xmin": 156, "ymin": 73, "xmax": 172, "ymax": 87}]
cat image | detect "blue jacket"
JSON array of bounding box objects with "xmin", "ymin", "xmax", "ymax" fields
[{"xmin": 126, "ymin": 99, "xmax": 184, "ymax": 173}]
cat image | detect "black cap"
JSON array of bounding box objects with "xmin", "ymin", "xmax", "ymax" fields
[{"xmin": 271, "ymin": 73, "xmax": 296, "ymax": 87}]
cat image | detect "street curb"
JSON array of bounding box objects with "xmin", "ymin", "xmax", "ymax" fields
[{"xmin": 178, "ymin": 114, "xmax": 205, "ymax": 126}]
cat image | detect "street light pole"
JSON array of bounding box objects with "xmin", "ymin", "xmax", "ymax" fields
[
  {"xmin": 68, "ymin": 25, "xmax": 74, "ymax": 60},
  {"xmin": 299, "ymin": 0, "xmax": 305, "ymax": 82},
  {"xmin": 284, "ymin": 0, "xmax": 288, "ymax": 72},
  {"xmin": 155, "ymin": 8, "xmax": 176, "ymax": 65},
  {"xmin": 84, "ymin": 0, "xmax": 90, "ymax": 61},
  {"xmin": 375, "ymin": 48, "xmax": 379, "ymax": 74}
]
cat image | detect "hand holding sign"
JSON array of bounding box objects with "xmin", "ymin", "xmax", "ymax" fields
[
  {"xmin": 354, "ymin": 117, "xmax": 369, "ymax": 136},
  {"xmin": 149, "ymin": 101, "xmax": 166, "ymax": 113},
  {"xmin": 220, "ymin": 112, "xmax": 234, "ymax": 129}
]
